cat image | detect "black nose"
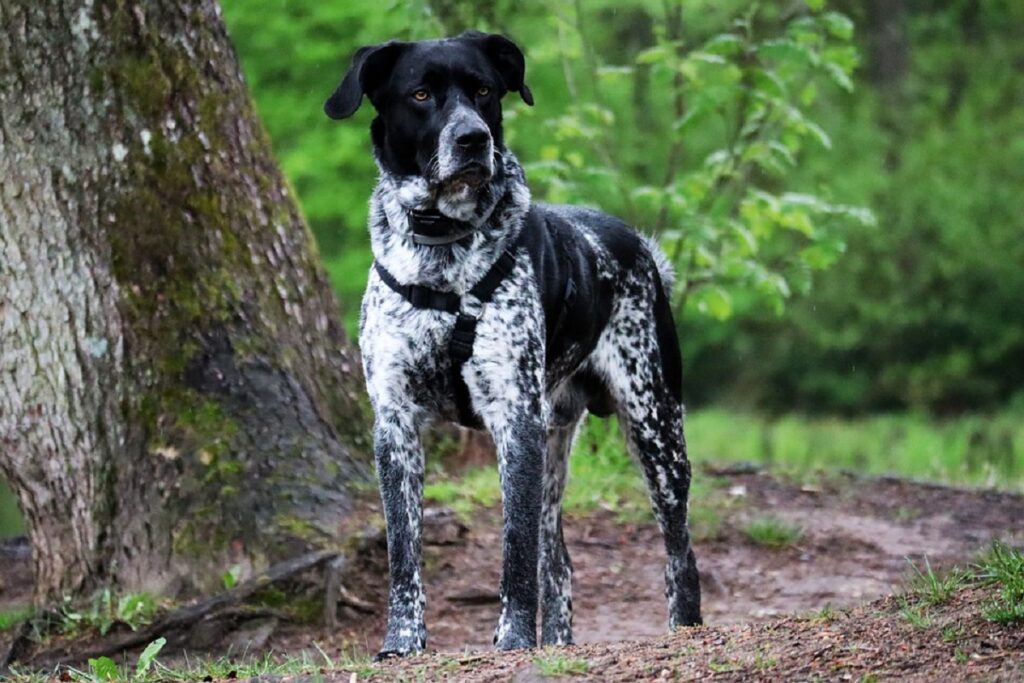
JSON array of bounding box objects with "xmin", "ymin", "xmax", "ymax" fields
[{"xmin": 455, "ymin": 126, "xmax": 490, "ymax": 151}]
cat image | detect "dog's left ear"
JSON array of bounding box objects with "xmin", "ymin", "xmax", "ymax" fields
[
  {"xmin": 324, "ymin": 41, "xmax": 408, "ymax": 120},
  {"xmin": 465, "ymin": 31, "xmax": 534, "ymax": 106}
]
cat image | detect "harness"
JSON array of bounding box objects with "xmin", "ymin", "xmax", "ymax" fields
[{"xmin": 373, "ymin": 210, "xmax": 519, "ymax": 426}]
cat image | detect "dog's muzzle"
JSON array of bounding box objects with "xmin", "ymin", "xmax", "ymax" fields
[{"xmin": 438, "ymin": 108, "xmax": 494, "ymax": 187}]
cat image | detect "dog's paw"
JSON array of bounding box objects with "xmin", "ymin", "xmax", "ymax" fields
[
  {"xmin": 375, "ymin": 648, "xmax": 415, "ymax": 662},
  {"xmin": 378, "ymin": 625, "xmax": 426, "ymax": 660},
  {"xmin": 493, "ymin": 630, "xmax": 537, "ymax": 652}
]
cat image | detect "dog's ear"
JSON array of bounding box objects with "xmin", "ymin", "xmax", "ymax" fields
[
  {"xmin": 324, "ymin": 41, "xmax": 407, "ymax": 120},
  {"xmin": 465, "ymin": 32, "xmax": 534, "ymax": 106}
]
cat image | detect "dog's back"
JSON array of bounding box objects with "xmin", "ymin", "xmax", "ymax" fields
[{"xmin": 517, "ymin": 203, "xmax": 682, "ymax": 404}]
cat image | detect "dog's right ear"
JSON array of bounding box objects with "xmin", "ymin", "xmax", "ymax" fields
[{"xmin": 324, "ymin": 42, "xmax": 407, "ymax": 120}]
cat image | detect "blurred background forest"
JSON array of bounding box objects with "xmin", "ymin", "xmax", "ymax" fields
[{"xmin": 3, "ymin": 0, "xmax": 1023, "ymax": 538}]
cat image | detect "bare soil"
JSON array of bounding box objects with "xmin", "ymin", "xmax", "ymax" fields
[
  {"xmin": 2, "ymin": 469, "xmax": 1023, "ymax": 680},
  {"xmin": 270, "ymin": 469, "xmax": 1024, "ymax": 656}
]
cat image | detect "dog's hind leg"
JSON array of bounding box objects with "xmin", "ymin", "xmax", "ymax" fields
[
  {"xmin": 372, "ymin": 407, "xmax": 428, "ymax": 658},
  {"xmin": 540, "ymin": 403, "xmax": 584, "ymax": 645},
  {"xmin": 590, "ymin": 281, "xmax": 702, "ymax": 630}
]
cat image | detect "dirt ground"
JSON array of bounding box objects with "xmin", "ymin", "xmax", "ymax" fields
[
  {"xmin": 270, "ymin": 468, "xmax": 1024, "ymax": 656},
  {"xmin": 2, "ymin": 468, "xmax": 1023, "ymax": 679}
]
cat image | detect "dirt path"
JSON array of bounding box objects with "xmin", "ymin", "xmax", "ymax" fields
[
  {"xmin": 2, "ymin": 469, "xmax": 1022, "ymax": 678},
  {"xmin": 368, "ymin": 586, "xmax": 1024, "ymax": 681},
  {"xmin": 268, "ymin": 469, "xmax": 1024, "ymax": 657}
]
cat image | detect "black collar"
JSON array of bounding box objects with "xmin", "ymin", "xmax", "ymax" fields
[{"xmin": 409, "ymin": 209, "xmax": 476, "ymax": 246}]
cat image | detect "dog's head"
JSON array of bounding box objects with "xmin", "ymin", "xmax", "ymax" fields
[{"xmin": 324, "ymin": 31, "xmax": 532, "ymax": 194}]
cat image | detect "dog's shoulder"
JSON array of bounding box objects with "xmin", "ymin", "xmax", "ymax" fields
[{"xmin": 523, "ymin": 202, "xmax": 651, "ymax": 278}]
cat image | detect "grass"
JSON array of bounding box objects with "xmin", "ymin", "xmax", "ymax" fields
[
  {"xmin": 532, "ymin": 650, "xmax": 590, "ymax": 676},
  {"xmin": 4, "ymin": 647, "xmax": 376, "ymax": 683},
  {"xmin": 895, "ymin": 542, "xmax": 1024, "ymax": 630},
  {"xmin": 688, "ymin": 408, "xmax": 1024, "ymax": 492},
  {"xmin": 420, "ymin": 407, "xmax": 1024, "ymax": 528},
  {"xmin": 906, "ymin": 557, "xmax": 969, "ymax": 606},
  {"xmin": 974, "ymin": 541, "xmax": 1024, "ymax": 624},
  {"xmin": 6, "ymin": 408, "xmax": 1024, "ymax": 540},
  {"xmin": 423, "ymin": 415, "xmax": 736, "ymax": 539},
  {"xmin": 898, "ymin": 598, "xmax": 933, "ymax": 629},
  {"xmin": 742, "ymin": 516, "xmax": 804, "ymax": 549},
  {"xmin": 0, "ymin": 606, "xmax": 32, "ymax": 631}
]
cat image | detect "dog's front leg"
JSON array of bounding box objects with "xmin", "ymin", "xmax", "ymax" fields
[
  {"xmin": 488, "ymin": 412, "xmax": 545, "ymax": 650},
  {"xmin": 373, "ymin": 408, "xmax": 427, "ymax": 659}
]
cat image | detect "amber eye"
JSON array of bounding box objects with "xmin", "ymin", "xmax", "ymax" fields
[
  {"xmin": 412, "ymin": 89, "xmax": 430, "ymax": 101},
  {"xmin": 477, "ymin": 86, "xmax": 491, "ymax": 97}
]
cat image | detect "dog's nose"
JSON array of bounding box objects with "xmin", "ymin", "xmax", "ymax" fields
[{"xmin": 455, "ymin": 126, "xmax": 490, "ymax": 151}]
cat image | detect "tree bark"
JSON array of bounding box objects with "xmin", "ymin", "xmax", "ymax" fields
[{"xmin": 0, "ymin": 0, "xmax": 371, "ymax": 604}]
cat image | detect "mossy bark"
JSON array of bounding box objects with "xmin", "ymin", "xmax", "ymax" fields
[{"xmin": 0, "ymin": 0, "xmax": 371, "ymax": 604}]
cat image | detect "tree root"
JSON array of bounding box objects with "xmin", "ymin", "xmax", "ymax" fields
[{"xmin": 3, "ymin": 549, "xmax": 347, "ymax": 672}]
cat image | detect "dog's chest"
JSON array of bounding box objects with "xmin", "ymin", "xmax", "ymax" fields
[{"xmin": 359, "ymin": 259, "xmax": 546, "ymax": 419}]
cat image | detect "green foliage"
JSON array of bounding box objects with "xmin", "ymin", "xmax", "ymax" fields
[
  {"xmin": 217, "ymin": 0, "xmax": 1024, "ymax": 415},
  {"xmin": 742, "ymin": 516, "xmax": 804, "ymax": 549},
  {"xmin": 0, "ymin": 606, "xmax": 32, "ymax": 631},
  {"xmin": 86, "ymin": 656, "xmax": 119, "ymax": 682},
  {"xmin": 59, "ymin": 590, "xmax": 159, "ymax": 637},
  {"xmin": 685, "ymin": 2, "xmax": 1024, "ymax": 412},
  {"xmin": 221, "ymin": 564, "xmax": 242, "ymax": 590},
  {"xmin": 135, "ymin": 638, "xmax": 166, "ymax": 679},
  {"xmin": 219, "ymin": 0, "xmax": 865, "ymax": 332}
]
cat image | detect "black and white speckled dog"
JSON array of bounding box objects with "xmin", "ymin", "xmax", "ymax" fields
[{"xmin": 324, "ymin": 31, "xmax": 701, "ymax": 658}]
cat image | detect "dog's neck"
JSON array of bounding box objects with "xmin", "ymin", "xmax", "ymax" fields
[{"xmin": 368, "ymin": 150, "xmax": 531, "ymax": 293}]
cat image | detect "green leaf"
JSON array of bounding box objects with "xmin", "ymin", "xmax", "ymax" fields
[
  {"xmin": 702, "ymin": 33, "xmax": 745, "ymax": 57},
  {"xmin": 805, "ymin": 0, "xmax": 825, "ymax": 11},
  {"xmin": 89, "ymin": 656, "xmax": 119, "ymax": 681},
  {"xmin": 823, "ymin": 62, "xmax": 854, "ymax": 92},
  {"xmin": 136, "ymin": 637, "xmax": 166, "ymax": 678},
  {"xmin": 822, "ymin": 12, "xmax": 854, "ymax": 40},
  {"xmin": 757, "ymin": 39, "xmax": 818, "ymax": 67},
  {"xmin": 635, "ymin": 44, "xmax": 672, "ymax": 65},
  {"xmin": 222, "ymin": 564, "xmax": 242, "ymax": 590},
  {"xmin": 695, "ymin": 286, "xmax": 733, "ymax": 320}
]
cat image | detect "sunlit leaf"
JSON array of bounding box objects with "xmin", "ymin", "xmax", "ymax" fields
[
  {"xmin": 694, "ymin": 286, "xmax": 733, "ymax": 320},
  {"xmin": 822, "ymin": 12, "xmax": 854, "ymax": 40}
]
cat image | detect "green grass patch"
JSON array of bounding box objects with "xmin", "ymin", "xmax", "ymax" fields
[
  {"xmin": 0, "ymin": 606, "xmax": 32, "ymax": 631},
  {"xmin": 906, "ymin": 557, "xmax": 969, "ymax": 607},
  {"xmin": 974, "ymin": 541, "xmax": 1024, "ymax": 624},
  {"xmin": 424, "ymin": 415, "xmax": 724, "ymax": 527},
  {"xmin": 897, "ymin": 598, "xmax": 933, "ymax": 629},
  {"xmin": 687, "ymin": 408, "xmax": 1024, "ymax": 491},
  {"xmin": 422, "ymin": 407, "xmax": 1024, "ymax": 526},
  {"xmin": 5, "ymin": 645, "xmax": 376, "ymax": 683},
  {"xmin": 532, "ymin": 650, "xmax": 590, "ymax": 676},
  {"xmin": 742, "ymin": 516, "xmax": 804, "ymax": 549}
]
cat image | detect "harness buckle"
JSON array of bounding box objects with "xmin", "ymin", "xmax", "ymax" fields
[{"xmin": 460, "ymin": 293, "xmax": 485, "ymax": 320}]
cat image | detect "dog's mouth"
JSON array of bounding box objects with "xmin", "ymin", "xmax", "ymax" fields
[{"xmin": 441, "ymin": 162, "xmax": 492, "ymax": 190}]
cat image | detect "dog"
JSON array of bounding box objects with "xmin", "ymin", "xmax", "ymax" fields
[{"xmin": 324, "ymin": 31, "xmax": 701, "ymax": 658}]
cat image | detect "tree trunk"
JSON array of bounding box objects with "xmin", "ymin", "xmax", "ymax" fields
[{"xmin": 0, "ymin": 0, "xmax": 371, "ymax": 604}]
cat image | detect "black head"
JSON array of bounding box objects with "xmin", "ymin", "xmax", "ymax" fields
[{"xmin": 324, "ymin": 31, "xmax": 533, "ymax": 191}]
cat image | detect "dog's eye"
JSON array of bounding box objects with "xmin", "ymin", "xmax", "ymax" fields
[
  {"xmin": 477, "ymin": 86, "xmax": 491, "ymax": 97},
  {"xmin": 412, "ymin": 89, "xmax": 430, "ymax": 101}
]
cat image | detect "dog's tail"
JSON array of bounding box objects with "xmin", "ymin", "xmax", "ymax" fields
[
  {"xmin": 642, "ymin": 234, "xmax": 676, "ymax": 293},
  {"xmin": 644, "ymin": 235, "xmax": 684, "ymax": 403}
]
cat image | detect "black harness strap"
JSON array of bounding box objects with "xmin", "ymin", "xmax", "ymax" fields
[{"xmin": 374, "ymin": 248, "xmax": 518, "ymax": 426}]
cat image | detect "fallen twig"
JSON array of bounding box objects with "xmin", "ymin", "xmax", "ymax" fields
[{"xmin": 10, "ymin": 549, "xmax": 338, "ymax": 672}]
